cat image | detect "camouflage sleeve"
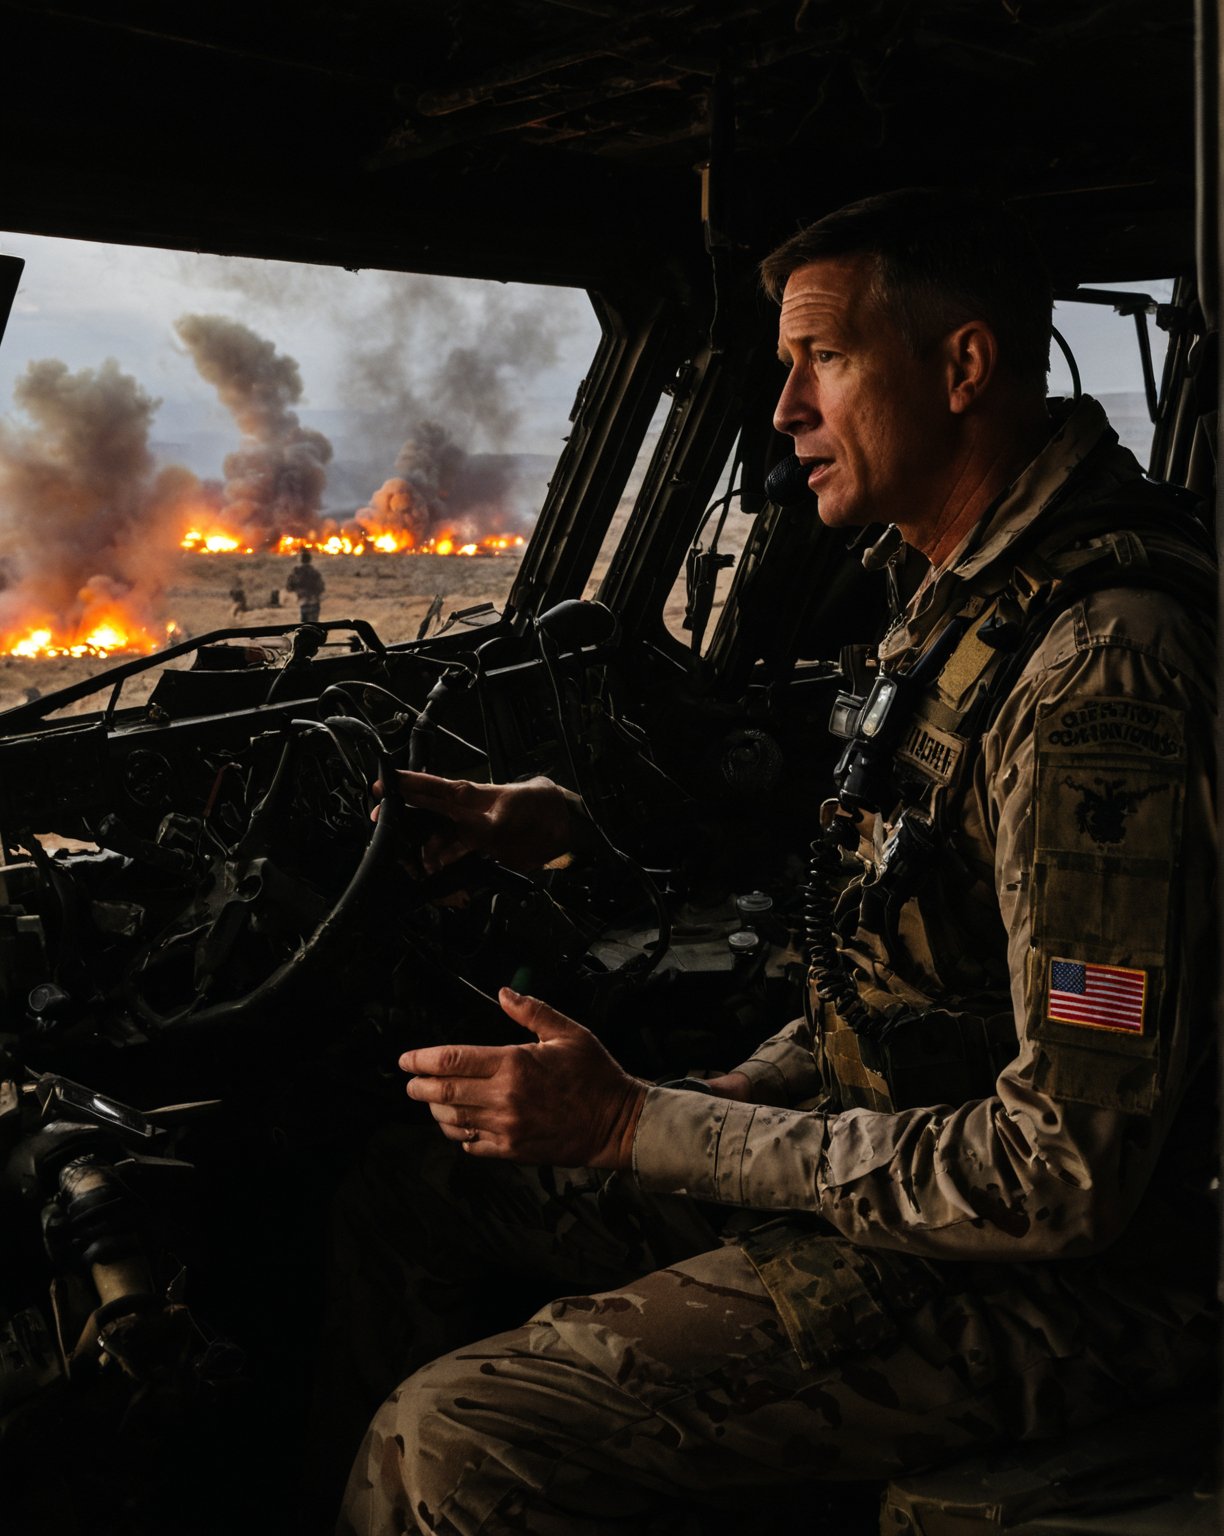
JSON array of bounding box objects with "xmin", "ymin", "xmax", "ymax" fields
[
  {"xmin": 728, "ymin": 1014, "xmax": 825, "ymax": 1105},
  {"xmin": 633, "ymin": 591, "xmax": 1215, "ymax": 1261}
]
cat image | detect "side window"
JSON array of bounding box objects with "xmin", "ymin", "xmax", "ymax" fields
[
  {"xmin": 660, "ymin": 437, "xmax": 747, "ymax": 654},
  {"xmin": 583, "ymin": 392, "xmax": 672, "ymax": 601},
  {"xmin": 1049, "ymin": 281, "xmax": 1176, "ymax": 465},
  {"xmin": 0, "ymin": 232, "xmax": 602, "ymax": 715}
]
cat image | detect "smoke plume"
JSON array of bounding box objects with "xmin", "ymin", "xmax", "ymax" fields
[
  {"xmin": 181, "ymin": 254, "xmax": 590, "ymax": 543},
  {"xmin": 344, "ymin": 288, "xmax": 568, "ymax": 538},
  {"xmin": 353, "ymin": 420, "xmax": 522, "ymax": 546},
  {"xmin": 0, "ymin": 358, "xmax": 199, "ymax": 642},
  {"xmin": 175, "ymin": 314, "xmax": 332, "ymax": 548}
]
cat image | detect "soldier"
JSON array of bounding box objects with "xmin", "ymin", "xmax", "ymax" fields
[
  {"xmin": 334, "ymin": 189, "xmax": 1217, "ymax": 1534},
  {"xmin": 287, "ymin": 546, "xmax": 325, "ymax": 623}
]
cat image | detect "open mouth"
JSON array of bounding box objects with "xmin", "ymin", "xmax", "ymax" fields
[{"xmin": 805, "ymin": 459, "xmax": 834, "ymax": 488}]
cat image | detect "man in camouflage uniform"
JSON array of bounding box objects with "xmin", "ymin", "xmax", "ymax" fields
[{"xmin": 335, "ymin": 189, "xmax": 1217, "ymax": 1534}]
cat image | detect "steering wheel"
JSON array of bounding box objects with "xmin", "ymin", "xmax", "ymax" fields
[
  {"xmin": 123, "ymin": 602, "xmax": 647, "ymax": 1033},
  {"xmin": 124, "ymin": 710, "xmax": 594, "ymax": 1034},
  {"xmin": 124, "ymin": 714, "xmax": 420, "ymax": 1032}
]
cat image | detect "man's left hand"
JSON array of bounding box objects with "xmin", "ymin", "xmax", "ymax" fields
[{"xmin": 400, "ymin": 988, "xmax": 649, "ymax": 1169}]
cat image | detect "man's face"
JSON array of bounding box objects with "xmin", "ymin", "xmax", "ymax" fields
[{"xmin": 773, "ymin": 255, "xmax": 954, "ymax": 532}]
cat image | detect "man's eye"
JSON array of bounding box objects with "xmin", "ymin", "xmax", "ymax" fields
[{"xmin": 813, "ymin": 350, "xmax": 838, "ymax": 364}]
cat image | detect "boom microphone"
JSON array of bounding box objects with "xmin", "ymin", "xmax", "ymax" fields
[{"xmin": 763, "ymin": 454, "xmax": 813, "ymax": 508}]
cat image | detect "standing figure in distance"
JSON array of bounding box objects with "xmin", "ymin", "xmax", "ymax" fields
[{"xmin": 287, "ymin": 547, "xmax": 325, "ymax": 623}]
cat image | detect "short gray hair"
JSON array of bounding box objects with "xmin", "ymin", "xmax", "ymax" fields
[{"xmin": 760, "ymin": 187, "xmax": 1052, "ymax": 394}]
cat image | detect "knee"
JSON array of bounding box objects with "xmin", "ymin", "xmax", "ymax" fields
[
  {"xmin": 397, "ymin": 1361, "xmax": 473, "ymax": 1524},
  {"xmin": 343, "ymin": 1354, "xmax": 486, "ymax": 1534}
]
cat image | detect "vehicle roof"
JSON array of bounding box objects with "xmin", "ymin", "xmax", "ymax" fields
[{"xmin": 0, "ymin": 0, "xmax": 1196, "ymax": 288}]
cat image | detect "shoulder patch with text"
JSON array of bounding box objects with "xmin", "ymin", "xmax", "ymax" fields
[
  {"xmin": 1035, "ymin": 697, "xmax": 1185, "ymax": 862},
  {"xmin": 1039, "ymin": 698, "xmax": 1185, "ymax": 761},
  {"xmin": 1029, "ymin": 696, "xmax": 1185, "ymax": 1114}
]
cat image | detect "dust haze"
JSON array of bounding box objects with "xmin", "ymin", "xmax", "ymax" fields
[
  {"xmin": 181, "ymin": 255, "xmax": 590, "ymax": 537},
  {"xmin": 0, "ymin": 358, "xmax": 199, "ymax": 641}
]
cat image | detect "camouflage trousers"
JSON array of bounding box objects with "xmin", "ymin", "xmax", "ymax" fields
[{"xmin": 325, "ymin": 1123, "xmax": 1208, "ymax": 1536}]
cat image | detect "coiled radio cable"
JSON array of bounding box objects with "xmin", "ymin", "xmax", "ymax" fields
[{"xmin": 801, "ymin": 818, "xmax": 873, "ymax": 1034}]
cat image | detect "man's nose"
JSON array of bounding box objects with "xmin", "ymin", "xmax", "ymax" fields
[{"xmin": 773, "ymin": 371, "xmax": 818, "ymax": 437}]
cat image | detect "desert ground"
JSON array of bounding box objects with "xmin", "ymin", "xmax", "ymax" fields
[
  {"xmin": 0, "ymin": 548, "xmax": 533, "ymax": 718},
  {"xmin": 0, "ymin": 512, "xmax": 731, "ymax": 719}
]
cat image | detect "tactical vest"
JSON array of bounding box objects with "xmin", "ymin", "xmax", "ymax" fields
[{"xmin": 809, "ymin": 476, "xmax": 1217, "ymax": 1116}]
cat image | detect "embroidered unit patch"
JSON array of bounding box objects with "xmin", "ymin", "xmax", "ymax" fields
[{"xmin": 1048, "ymin": 957, "xmax": 1147, "ymax": 1034}]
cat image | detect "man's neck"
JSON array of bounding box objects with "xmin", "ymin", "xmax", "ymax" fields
[{"xmin": 899, "ymin": 408, "xmax": 1052, "ymax": 570}]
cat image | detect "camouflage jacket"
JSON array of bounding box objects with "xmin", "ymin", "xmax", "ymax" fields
[{"xmin": 631, "ymin": 397, "xmax": 1217, "ymax": 1278}]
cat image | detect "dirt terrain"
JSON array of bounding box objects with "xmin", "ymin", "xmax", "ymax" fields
[
  {"xmin": 0, "ymin": 549, "xmax": 523, "ymax": 717},
  {"xmin": 0, "ymin": 515, "xmax": 722, "ymax": 719}
]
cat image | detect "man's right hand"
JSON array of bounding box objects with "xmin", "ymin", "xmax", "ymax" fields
[{"xmin": 372, "ymin": 771, "xmax": 573, "ymax": 874}]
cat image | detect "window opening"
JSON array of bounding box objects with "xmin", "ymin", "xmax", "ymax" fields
[
  {"xmin": 680, "ymin": 434, "xmax": 742, "ymax": 654},
  {"xmin": 0, "ymin": 230, "xmax": 601, "ymax": 718},
  {"xmin": 661, "ymin": 435, "xmax": 749, "ymax": 653},
  {"xmin": 583, "ymin": 391, "xmax": 672, "ymax": 602},
  {"xmin": 1048, "ymin": 280, "xmax": 1176, "ymax": 463}
]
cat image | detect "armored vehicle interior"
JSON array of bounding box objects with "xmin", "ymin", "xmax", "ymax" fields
[{"xmin": 0, "ymin": 1, "xmax": 1217, "ymax": 1531}]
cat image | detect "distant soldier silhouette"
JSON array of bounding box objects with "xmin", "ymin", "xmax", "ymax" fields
[
  {"xmin": 286, "ymin": 548, "xmax": 325, "ymax": 623},
  {"xmin": 229, "ymin": 582, "xmax": 248, "ymax": 620}
]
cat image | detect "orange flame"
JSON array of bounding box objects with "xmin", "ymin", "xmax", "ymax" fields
[
  {"xmin": 2, "ymin": 615, "xmax": 178, "ymax": 660},
  {"xmin": 275, "ymin": 532, "xmax": 372, "ymax": 556},
  {"xmin": 233, "ymin": 529, "xmax": 525, "ymax": 557},
  {"xmin": 181, "ymin": 528, "xmax": 255, "ymax": 554}
]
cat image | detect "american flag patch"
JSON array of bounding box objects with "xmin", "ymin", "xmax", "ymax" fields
[{"xmin": 1048, "ymin": 958, "xmax": 1147, "ymax": 1034}]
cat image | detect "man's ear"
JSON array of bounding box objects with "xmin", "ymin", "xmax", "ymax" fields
[{"xmin": 944, "ymin": 322, "xmax": 998, "ymax": 414}]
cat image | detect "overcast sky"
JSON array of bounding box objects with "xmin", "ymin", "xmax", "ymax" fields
[
  {"xmin": 0, "ymin": 229, "xmax": 1175, "ymax": 473},
  {"xmin": 0, "ymin": 230, "xmax": 602, "ymax": 466}
]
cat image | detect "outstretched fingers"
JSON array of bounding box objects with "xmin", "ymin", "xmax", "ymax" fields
[
  {"xmin": 433, "ymin": 1108, "xmax": 514, "ymax": 1154},
  {"xmin": 400, "ymin": 989, "xmax": 640, "ymax": 1168},
  {"xmin": 401, "ymin": 1039, "xmax": 529, "ymax": 1152},
  {"xmin": 399, "ymin": 1042, "xmax": 506, "ymax": 1079}
]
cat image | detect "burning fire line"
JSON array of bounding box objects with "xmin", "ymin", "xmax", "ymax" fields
[
  {"xmin": 181, "ymin": 530, "xmax": 254, "ymax": 554},
  {"xmin": 1, "ymin": 525, "xmax": 528, "ymax": 663},
  {"xmin": 3, "ymin": 618, "xmax": 181, "ymax": 661},
  {"xmin": 180, "ymin": 528, "xmax": 525, "ymax": 557}
]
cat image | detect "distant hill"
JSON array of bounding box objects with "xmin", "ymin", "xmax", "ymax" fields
[{"xmin": 151, "ymin": 392, "xmax": 1162, "ymax": 520}]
